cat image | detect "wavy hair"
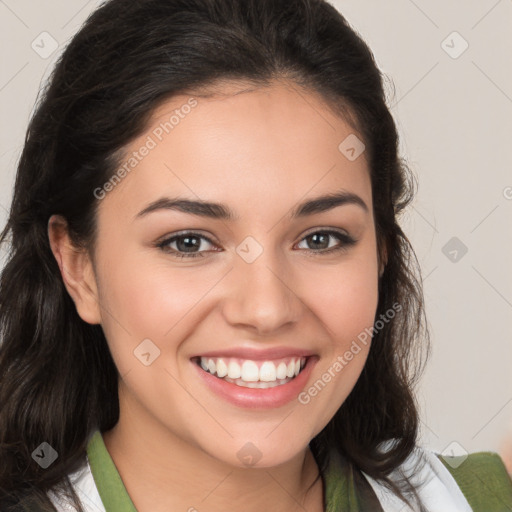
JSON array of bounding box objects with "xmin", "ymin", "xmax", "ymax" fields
[{"xmin": 0, "ymin": 0, "xmax": 430, "ymax": 510}]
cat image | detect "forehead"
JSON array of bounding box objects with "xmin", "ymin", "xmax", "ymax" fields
[{"xmin": 99, "ymin": 80, "xmax": 372, "ymax": 220}]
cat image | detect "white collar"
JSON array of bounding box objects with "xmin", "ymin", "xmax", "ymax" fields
[{"xmin": 362, "ymin": 444, "xmax": 472, "ymax": 511}]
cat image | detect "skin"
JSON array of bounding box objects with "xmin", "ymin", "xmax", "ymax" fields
[{"xmin": 48, "ymin": 79, "xmax": 386, "ymax": 512}]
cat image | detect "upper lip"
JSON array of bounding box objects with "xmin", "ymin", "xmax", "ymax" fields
[{"xmin": 191, "ymin": 346, "xmax": 315, "ymax": 360}]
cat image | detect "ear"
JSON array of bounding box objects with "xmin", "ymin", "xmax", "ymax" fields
[{"xmin": 47, "ymin": 214, "xmax": 102, "ymax": 325}]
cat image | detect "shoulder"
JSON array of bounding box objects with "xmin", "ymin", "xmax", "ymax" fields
[
  {"xmin": 1, "ymin": 462, "xmax": 104, "ymax": 512},
  {"xmin": 361, "ymin": 443, "xmax": 472, "ymax": 511},
  {"xmin": 47, "ymin": 456, "xmax": 106, "ymax": 512},
  {"xmin": 0, "ymin": 461, "xmax": 103, "ymax": 512},
  {"xmin": 361, "ymin": 443, "xmax": 512, "ymax": 511},
  {"xmin": 436, "ymin": 449, "xmax": 512, "ymax": 512}
]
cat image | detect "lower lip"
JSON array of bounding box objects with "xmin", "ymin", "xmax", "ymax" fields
[{"xmin": 192, "ymin": 357, "xmax": 317, "ymax": 409}]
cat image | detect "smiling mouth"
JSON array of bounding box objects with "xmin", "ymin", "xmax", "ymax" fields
[{"xmin": 193, "ymin": 356, "xmax": 308, "ymax": 389}]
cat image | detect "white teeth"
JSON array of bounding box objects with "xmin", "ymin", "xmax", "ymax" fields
[
  {"xmin": 241, "ymin": 361, "xmax": 259, "ymax": 382},
  {"xmin": 259, "ymin": 361, "xmax": 277, "ymax": 382},
  {"xmin": 227, "ymin": 360, "xmax": 241, "ymax": 379},
  {"xmin": 276, "ymin": 362, "xmax": 287, "ymax": 380},
  {"xmin": 216, "ymin": 358, "xmax": 228, "ymax": 378},
  {"xmin": 223, "ymin": 375, "xmax": 294, "ymax": 389},
  {"xmin": 198, "ymin": 356, "xmax": 307, "ymax": 385}
]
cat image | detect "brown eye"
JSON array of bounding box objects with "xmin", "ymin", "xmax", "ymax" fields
[
  {"xmin": 296, "ymin": 230, "xmax": 357, "ymax": 255},
  {"xmin": 157, "ymin": 232, "xmax": 217, "ymax": 259}
]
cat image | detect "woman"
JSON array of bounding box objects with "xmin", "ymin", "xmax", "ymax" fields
[{"xmin": 0, "ymin": 0, "xmax": 511, "ymax": 510}]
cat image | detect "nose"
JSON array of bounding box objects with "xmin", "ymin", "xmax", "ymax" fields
[{"xmin": 222, "ymin": 246, "xmax": 302, "ymax": 336}]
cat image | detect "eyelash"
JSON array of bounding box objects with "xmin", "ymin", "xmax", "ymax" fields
[{"xmin": 156, "ymin": 229, "xmax": 357, "ymax": 259}]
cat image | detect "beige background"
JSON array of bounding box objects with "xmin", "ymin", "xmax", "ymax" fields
[{"xmin": 1, "ymin": 0, "xmax": 511, "ymax": 459}]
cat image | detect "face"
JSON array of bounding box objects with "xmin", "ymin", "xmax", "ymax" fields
[{"xmin": 75, "ymin": 80, "xmax": 381, "ymax": 468}]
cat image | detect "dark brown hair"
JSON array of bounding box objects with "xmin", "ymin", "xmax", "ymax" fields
[{"xmin": 0, "ymin": 0, "xmax": 430, "ymax": 510}]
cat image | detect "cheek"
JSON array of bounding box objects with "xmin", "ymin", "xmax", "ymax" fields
[
  {"xmin": 313, "ymin": 271, "xmax": 377, "ymax": 371},
  {"xmin": 95, "ymin": 254, "xmax": 220, "ymax": 368},
  {"xmin": 117, "ymin": 266, "xmax": 206, "ymax": 330},
  {"xmin": 305, "ymin": 251, "xmax": 380, "ymax": 342},
  {"xmin": 296, "ymin": 247, "xmax": 379, "ymax": 419}
]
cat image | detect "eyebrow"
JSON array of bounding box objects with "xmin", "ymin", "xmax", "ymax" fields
[{"xmin": 135, "ymin": 190, "xmax": 369, "ymax": 221}]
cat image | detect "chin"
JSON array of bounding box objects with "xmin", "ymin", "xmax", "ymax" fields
[{"xmin": 201, "ymin": 436, "xmax": 311, "ymax": 470}]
